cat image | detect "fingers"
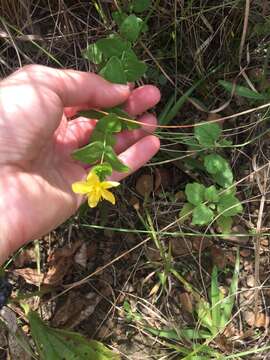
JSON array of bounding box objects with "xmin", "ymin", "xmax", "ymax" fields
[
  {"xmin": 123, "ymin": 85, "xmax": 161, "ymax": 116},
  {"xmin": 114, "ymin": 113, "xmax": 157, "ymax": 154},
  {"xmin": 110, "ymin": 135, "xmax": 160, "ymax": 181},
  {"xmin": 10, "ymin": 65, "xmax": 131, "ymax": 109}
]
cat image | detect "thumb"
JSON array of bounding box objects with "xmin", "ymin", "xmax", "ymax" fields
[{"xmin": 12, "ymin": 65, "xmax": 131, "ymax": 108}]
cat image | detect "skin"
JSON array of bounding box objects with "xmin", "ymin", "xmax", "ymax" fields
[{"xmin": 0, "ymin": 65, "xmax": 161, "ymax": 265}]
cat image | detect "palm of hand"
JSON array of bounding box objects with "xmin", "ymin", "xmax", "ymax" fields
[{"xmin": 0, "ymin": 65, "xmax": 160, "ymax": 263}]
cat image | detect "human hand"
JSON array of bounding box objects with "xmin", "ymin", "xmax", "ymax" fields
[{"xmin": 0, "ymin": 65, "xmax": 160, "ymax": 264}]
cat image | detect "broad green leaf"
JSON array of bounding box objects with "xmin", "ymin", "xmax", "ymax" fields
[
  {"xmin": 185, "ymin": 182, "xmax": 205, "ymax": 206},
  {"xmin": 95, "ymin": 114, "xmax": 122, "ymax": 133},
  {"xmin": 90, "ymin": 129, "xmax": 116, "ymax": 147},
  {"xmin": 132, "ymin": 0, "xmax": 151, "ymax": 13},
  {"xmin": 72, "ymin": 141, "xmax": 104, "ymax": 164},
  {"xmin": 107, "ymin": 107, "xmax": 140, "ymax": 130},
  {"xmin": 100, "ymin": 56, "xmax": 127, "ymax": 84},
  {"xmin": 179, "ymin": 203, "xmax": 194, "ymax": 223},
  {"xmin": 195, "ymin": 123, "xmax": 222, "ymax": 147},
  {"xmin": 122, "ymin": 50, "xmax": 147, "ymax": 82},
  {"xmin": 112, "ymin": 11, "xmax": 128, "ymax": 27},
  {"xmin": 192, "ymin": 204, "xmax": 214, "ymax": 226},
  {"xmin": 96, "ymin": 36, "xmax": 130, "ymax": 59},
  {"xmin": 78, "ymin": 109, "xmax": 105, "ymax": 119},
  {"xmin": 204, "ymin": 154, "xmax": 233, "ymax": 187},
  {"xmin": 26, "ymin": 310, "xmax": 119, "ymax": 360},
  {"xmin": 82, "ymin": 43, "xmax": 103, "ymax": 64},
  {"xmin": 204, "ymin": 185, "xmax": 219, "ymax": 203},
  {"xmin": 220, "ymin": 250, "xmax": 240, "ymax": 328},
  {"xmin": 217, "ymin": 194, "xmax": 243, "ymax": 217},
  {"xmin": 211, "ymin": 266, "xmax": 221, "ymax": 336},
  {"xmin": 104, "ymin": 146, "xmax": 129, "ymax": 172},
  {"xmin": 120, "ymin": 15, "xmax": 143, "ymax": 42},
  {"xmin": 219, "ymin": 80, "xmax": 269, "ymax": 101},
  {"xmin": 216, "ymin": 215, "xmax": 233, "ymax": 233},
  {"xmin": 203, "ymin": 154, "xmax": 228, "ymax": 174},
  {"xmin": 92, "ymin": 163, "xmax": 112, "ymax": 181}
]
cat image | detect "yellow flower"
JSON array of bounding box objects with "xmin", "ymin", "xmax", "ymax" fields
[{"xmin": 72, "ymin": 170, "xmax": 120, "ymax": 208}]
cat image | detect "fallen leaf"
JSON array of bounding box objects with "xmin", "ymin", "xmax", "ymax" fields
[
  {"xmin": 170, "ymin": 238, "xmax": 192, "ymax": 256},
  {"xmin": 211, "ymin": 246, "xmax": 226, "ymax": 269},
  {"xmin": 179, "ymin": 292, "xmax": 193, "ymax": 313},
  {"xmin": 74, "ymin": 243, "xmax": 87, "ymax": 268},
  {"xmin": 47, "ymin": 240, "xmax": 83, "ymax": 262},
  {"xmin": 13, "ymin": 268, "xmax": 44, "ymax": 286},
  {"xmin": 244, "ymin": 311, "xmax": 270, "ymax": 328},
  {"xmin": 44, "ymin": 256, "xmax": 72, "ymax": 286},
  {"xmin": 192, "ymin": 237, "xmax": 213, "ymax": 252},
  {"xmin": 52, "ymin": 291, "xmax": 101, "ymax": 329},
  {"xmin": 135, "ymin": 174, "xmax": 154, "ymax": 197},
  {"xmin": 246, "ymin": 275, "xmax": 255, "ymax": 288},
  {"xmin": 154, "ymin": 168, "xmax": 171, "ymax": 191}
]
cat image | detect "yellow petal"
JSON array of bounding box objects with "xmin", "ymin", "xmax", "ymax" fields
[
  {"xmin": 101, "ymin": 189, "xmax": 116, "ymax": 205},
  {"xmin": 87, "ymin": 191, "xmax": 100, "ymax": 208},
  {"xmin": 102, "ymin": 181, "xmax": 120, "ymax": 189},
  {"xmin": 86, "ymin": 171, "xmax": 100, "ymax": 186},
  {"xmin": 72, "ymin": 181, "xmax": 91, "ymax": 194}
]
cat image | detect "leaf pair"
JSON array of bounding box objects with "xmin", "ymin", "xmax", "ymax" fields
[{"xmin": 182, "ymin": 182, "xmax": 243, "ymax": 229}]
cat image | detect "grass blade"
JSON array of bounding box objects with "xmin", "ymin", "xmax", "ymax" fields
[
  {"xmin": 219, "ymin": 80, "xmax": 269, "ymax": 100},
  {"xmin": 211, "ymin": 266, "xmax": 221, "ymax": 336}
]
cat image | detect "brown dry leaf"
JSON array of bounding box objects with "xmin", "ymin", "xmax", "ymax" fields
[
  {"xmin": 244, "ymin": 311, "xmax": 270, "ymax": 328},
  {"xmin": 154, "ymin": 168, "xmax": 171, "ymax": 191},
  {"xmin": 170, "ymin": 238, "xmax": 192, "ymax": 256},
  {"xmin": 47, "ymin": 240, "xmax": 83, "ymax": 262},
  {"xmin": 14, "ymin": 248, "xmax": 37, "ymax": 268},
  {"xmin": 74, "ymin": 242, "xmax": 87, "ymax": 268},
  {"xmin": 179, "ymin": 292, "xmax": 193, "ymax": 313},
  {"xmin": 13, "ymin": 268, "xmax": 44, "ymax": 286},
  {"xmin": 211, "ymin": 246, "xmax": 227, "ymax": 269},
  {"xmin": 192, "ymin": 238, "xmax": 213, "ymax": 252},
  {"xmin": 52, "ymin": 291, "xmax": 101, "ymax": 329},
  {"xmin": 44, "ymin": 256, "xmax": 72, "ymax": 286},
  {"xmin": 135, "ymin": 174, "xmax": 153, "ymax": 197}
]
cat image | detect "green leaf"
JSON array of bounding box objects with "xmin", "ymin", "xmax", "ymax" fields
[
  {"xmin": 120, "ymin": 15, "xmax": 143, "ymax": 42},
  {"xmin": 192, "ymin": 204, "xmax": 214, "ymax": 226},
  {"xmin": 204, "ymin": 185, "xmax": 219, "ymax": 203},
  {"xmin": 82, "ymin": 43, "xmax": 103, "ymax": 64},
  {"xmin": 211, "ymin": 266, "xmax": 221, "ymax": 336},
  {"xmin": 132, "ymin": 0, "xmax": 151, "ymax": 13},
  {"xmin": 100, "ymin": 56, "xmax": 127, "ymax": 84},
  {"xmin": 104, "ymin": 146, "xmax": 130, "ymax": 172},
  {"xmin": 95, "ymin": 114, "xmax": 122, "ymax": 133},
  {"xmin": 78, "ymin": 109, "xmax": 105, "ymax": 119},
  {"xmin": 96, "ymin": 36, "xmax": 130, "ymax": 59},
  {"xmin": 195, "ymin": 123, "xmax": 222, "ymax": 147},
  {"xmin": 179, "ymin": 203, "xmax": 194, "ymax": 223},
  {"xmin": 185, "ymin": 182, "xmax": 205, "ymax": 206},
  {"xmin": 107, "ymin": 107, "xmax": 140, "ymax": 130},
  {"xmin": 220, "ymin": 250, "xmax": 240, "ymax": 328},
  {"xmin": 204, "ymin": 154, "xmax": 233, "ymax": 187},
  {"xmin": 196, "ymin": 298, "xmax": 213, "ymax": 331},
  {"xmin": 112, "ymin": 11, "xmax": 128, "ymax": 27},
  {"xmin": 92, "ymin": 163, "xmax": 112, "ymax": 181},
  {"xmin": 90, "ymin": 129, "xmax": 116, "ymax": 147},
  {"xmin": 26, "ymin": 310, "xmax": 119, "ymax": 360},
  {"xmin": 216, "ymin": 215, "xmax": 233, "ymax": 233},
  {"xmin": 122, "ymin": 50, "xmax": 147, "ymax": 82},
  {"xmin": 219, "ymin": 80, "xmax": 269, "ymax": 101},
  {"xmin": 217, "ymin": 194, "xmax": 243, "ymax": 217},
  {"xmin": 72, "ymin": 141, "xmax": 104, "ymax": 164}
]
